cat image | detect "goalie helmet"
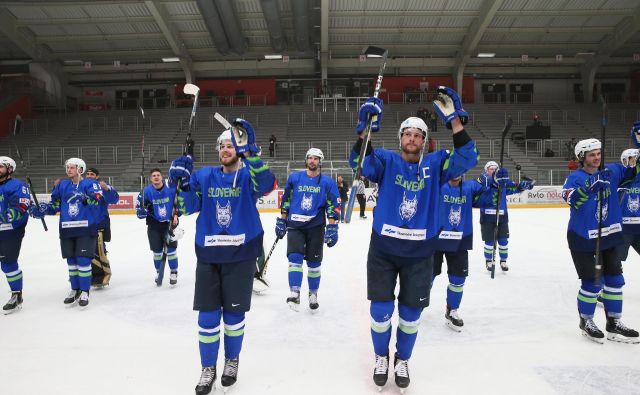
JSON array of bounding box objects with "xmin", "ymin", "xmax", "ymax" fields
[
  {"xmin": 621, "ymin": 148, "xmax": 639, "ymax": 167},
  {"xmin": 65, "ymin": 157, "xmax": 86, "ymax": 174},
  {"xmin": 306, "ymin": 148, "xmax": 324, "ymax": 163},
  {"xmin": 0, "ymin": 156, "xmax": 16, "ymax": 173},
  {"xmin": 484, "ymin": 161, "xmax": 499, "ymax": 173},
  {"xmin": 217, "ymin": 129, "xmax": 233, "ymax": 151},
  {"xmin": 574, "ymin": 138, "xmax": 601, "ymax": 161}
]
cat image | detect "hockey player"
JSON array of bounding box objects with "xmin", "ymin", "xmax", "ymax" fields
[
  {"xmin": 433, "ymin": 175, "xmax": 496, "ymax": 331},
  {"xmin": 617, "ymin": 148, "xmax": 640, "ymax": 262},
  {"xmin": 562, "ymin": 137, "xmax": 639, "ymax": 343},
  {"xmin": 85, "ymin": 168, "xmax": 119, "ymax": 287},
  {"xmin": 478, "ymin": 161, "xmax": 534, "ymax": 272},
  {"xmin": 136, "ymin": 168, "xmax": 179, "ymax": 286},
  {"xmin": 169, "ymin": 119, "xmax": 275, "ymax": 394},
  {"xmin": 351, "ymin": 86, "xmax": 478, "ymax": 391},
  {"xmin": 0, "ymin": 156, "xmax": 30, "ymax": 314},
  {"xmin": 29, "ymin": 158, "xmax": 102, "ymax": 308},
  {"xmin": 276, "ymin": 147, "xmax": 340, "ymax": 311}
]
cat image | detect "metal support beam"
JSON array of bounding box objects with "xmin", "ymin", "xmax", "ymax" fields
[{"xmin": 320, "ymin": 0, "xmax": 329, "ymax": 85}]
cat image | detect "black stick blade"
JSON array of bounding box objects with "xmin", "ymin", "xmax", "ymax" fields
[
  {"xmin": 363, "ymin": 46, "xmax": 388, "ymax": 58},
  {"xmin": 13, "ymin": 115, "xmax": 22, "ymax": 137}
]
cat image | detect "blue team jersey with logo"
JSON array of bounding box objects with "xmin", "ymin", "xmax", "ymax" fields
[
  {"xmin": 179, "ymin": 156, "xmax": 275, "ymax": 264},
  {"xmin": 619, "ymin": 173, "xmax": 640, "ymax": 235},
  {"xmin": 350, "ymin": 140, "xmax": 478, "ymax": 258},
  {"xmin": 48, "ymin": 178, "xmax": 103, "ymax": 238},
  {"xmin": 477, "ymin": 172, "xmax": 524, "ymax": 224},
  {"xmin": 281, "ymin": 171, "xmax": 340, "ymax": 229},
  {"xmin": 137, "ymin": 182, "xmax": 177, "ymax": 230},
  {"xmin": 436, "ymin": 179, "xmax": 489, "ymax": 252},
  {"xmin": 0, "ymin": 178, "xmax": 31, "ymax": 240},
  {"xmin": 562, "ymin": 164, "xmax": 635, "ymax": 252}
]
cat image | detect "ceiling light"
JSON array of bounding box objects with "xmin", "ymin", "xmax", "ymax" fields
[
  {"xmin": 576, "ymin": 52, "xmax": 595, "ymax": 56},
  {"xmin": 162, "ymin": 57, "xmax": 180, "ymax": 62},
  {"xmin": 264, "ymin": 54, "xmax": 283, "ymax": 60},
  {"xmin": 477, "ymin": 53, "xmax": 495, "ymax": 58}
]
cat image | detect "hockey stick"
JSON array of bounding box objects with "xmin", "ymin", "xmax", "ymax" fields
[
  {"xmin": 594, "ymin": 95, "xmax": 607, "ymax": 283},
  {"xmin": 345, "ymin": 46, "xmax": 388, "ymax": 223},
  {"xmin": 139, "ymin": 106, "xmax": 146, "ymax": 199},
  {"xmin": 254, "ymin": 237, "xmax": 280, "ymax": 288},
  {"xmin": 490, "ymin": 117, "xmax": 513, "ymax": 279},
  {"xmin": 11, "ymin": 115, "xmax": 47, "ymax": 231}
]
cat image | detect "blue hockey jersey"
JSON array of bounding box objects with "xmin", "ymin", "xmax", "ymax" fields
[
  {"xmin": 47, "ymin": 178, "xmax": 103, "ymax": 238},
  {"xmin": 562, "ymin": 164, "xmax": 635, "ymax": 251},
  {"xmin": 96, "ymin": 182, "xmax": 119, "ymax": 230},
  {"xmin": 137, "ymin": 182, "xmax": 177, "ymax": 231},
  {"xmin": 178, "ymin": 156, "xmax": 276, "ymax": 264},
  {"xmin": 619, "ymin": 173, "xmax": 640, "ymax": 235},
  {"xmin": 280, "ymin": 171, "xmax": 340, "ymax": 229},
  {"xmin": 477, "ymin": 172, "xmax": 525, "ymax": 224},
  {"xmin": 436, "ymin": 179, "xmax": 490, "ymax": 252},
  {"xmin": 349, "ymin": 139, "xmax": 478, "ymax": 258},
  {"xmin": 0, "ymin": 178, "xmax": 31, "ymax": 240}
]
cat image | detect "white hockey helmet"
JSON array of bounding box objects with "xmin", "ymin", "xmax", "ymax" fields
[
  {"xmin": 484, "ymin": 161, "xmax": 499, "ymax": 172},
  {"xmin": 217, "ymin": 129, "xmax": 233, "ymax": 151},
  {"xmin": 0, "ymin": 156, "xmax": 16, "ymax": 173},
  {"xmin": 574, "ymin": 138, "xmax": 601, "ymax": 160},
  {"xmin": 65, "ymin": 157, "xmax": 86, "ymax": 174},
  {"xmin": 620, "ymin": 148, "xmax": 639, "ymax": 167},
  {"xmin": 398, "ymin": 117, "xmax": 428, "ymax": 140},
  {"xmin": 306, "ymin": 147, "xmax": 324, "ymax": 163}
]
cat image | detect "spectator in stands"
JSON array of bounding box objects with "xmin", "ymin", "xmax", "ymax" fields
[
  {"xmin": 544, "ymin": 148, "xmax": 555, "ymax": 157},
  {"xmin": 533, "ymin": 114, "xmax": 543, "ymax": 127},
  {"xmin": 336, "ymin": 176, "xmax": 349, "ymax": 223},
  {"xmin": 567, "ymin": 159, "xmax": 579, "ymax": 171},
  {"xmin": 269, "ymin": 134, "xmax": 277, "ymax": 157},
  {"xmin": 429, "ymin": 111, "xmax": 438, "ymax": 133},
  {"xmin": 566, "ymin": 138, "xmax": 577, "ymax": 161},
  {"xmin": 416, "ymin": 107, "xmax": 429, "ymax": 123}
]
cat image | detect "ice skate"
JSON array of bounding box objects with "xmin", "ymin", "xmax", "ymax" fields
[
  {"xmin": 195, "ymin": 366, "xmax": 216, "ymax": 395},
  {"xmin": 221, "ymin": 357, "xmax": 239, "ymax": 391},
  {"xmin": 3, "ymin": 291, "xmax": 23, "ymax": 315},
  {"xmin": 393, "ymin": 353, "xmax": 410, "ymax": 392},
  {"xmin": 286, "ymin": 291, "xmax": 300, "ymax": 312},
  {"xmin": 485, "ymin": 260, "xmax": 493, "ymax": 272},
  {"xmin": 78, "ymin": 291, "xmax": 90, "ymax": 308},
  {"xmin": 309, "ymin": 292, "xmax": 319, "ymax": 312},
  {"xmin": 373, "ymin": 354, "xmax": 389, "ymax": 390},
  {"xmin": 445, "ymin": 307, "xmax": 463, "ymax": 332},
  {"xmin": 63, "ymin": 289, "xmax": 81, "ymax": 306},
  {"xmin": 169, "ymin": 271, "xmax": 178, "ymax": 286},
  {"xmin": 579, "ymin": 316, "xmax": 604, "ymax": 344},
  {"xmin": 606, "ymin": 317, "xmax": 640, "ymax": 344},
  {"xmin": 500, "ymin": 260, "xmax": 509, "ymax": 272}
]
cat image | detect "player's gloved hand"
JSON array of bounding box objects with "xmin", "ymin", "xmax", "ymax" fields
[
  {"xmin": 355, "ymin": 97, "xmax": 384, "ymax": 134},
  {"xmin": 519, "ymin": 178, "xmax": 536, "ymax": 190},
  {"xmin": 231, "ymin": 118, "xmax": 259, "ymax": 156},
  {"xmin": 585, "ymin": 169, "xmax": 611, "ymax": 193},
  {"xmin": 66, "ymin": 191, "xmax": 88, "ymax": 205},
  {"xmin": 275, "ymin": 217, "xmax": 287, "ymax": 239},
  {"xmin": 433, "ymin": 86, "xmax": 469, "ymax": 129},
  {"xmin": 493, "ymin": 168, "xmax": 510, "ymax": 187},
  {"xmin": 0, "ymin": 210, "xmax": 10, "ymax": 223},
  {"xmin": 169, "ymin": 156, "xmax": 193, "ymax": 189},
  {"xmin": 477, "ymin": 174, "xmax": 492, "ymax": 188},
  {"xmin": 324, "ymin": 223, "xmax": 339, "ymax": 247},
  {"xmin": 631, "ymin": 121, "xmax": 640, "ymax": 148},
  {"xmin": 28, "ymin": 203, "xmax": 48, "ymax": 219},
  {"xmin": 136, "ymin": 206, "xmax": 148, "ymax": 219}
]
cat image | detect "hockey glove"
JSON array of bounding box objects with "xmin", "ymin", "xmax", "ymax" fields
[
  {"xmin": 494, "ymin": 168, "xmax": 510, "ymax": 187},
  {"xmin": 28, "ymin": 203, "xmax": 49, "ymax": 219},
  {"xmin": 66, "ymin": 191, "xmax": 88, "ymax": 205},
  {"xmin": 136, "ymin": 206, "xmax": 148, "ymax": 219},
  {"xmin": 169, "ymin": 156, "xmax": 193, "ymax": 189},
  {"xmin": 231, "ymin": 118, "xmax": 259, "ymax": 156},
  {"xmin": 631, "ymin": 121, "xmax": 640, "ymax": 149},
  {"xmin": 356, "ymin": 97, "xmax": 384, "ymax": 134},
  {"xmin": 324, "ymin": 223, "xmax": 339, "ymax": 247},
  {"xmin": 433, "ymin": 86, "xmax": 469, "ymax": 129},
  {"xmin": 519, "ymin": 178, "xmax": 536, "ymax": 190},
  {"xmin": 477, "ymin": 173, "xmax": 492, "ymax": 188},
  {"xmin": 585, "ymin": 169, "xmax": 611, "ymax": 193},
  {"xmin": 0, "ymin": 210, "xmax": 9, "ymax": 224},
  {"xmin": 275, "ymin": 217, "xmax": 287, "ymax": 239}
]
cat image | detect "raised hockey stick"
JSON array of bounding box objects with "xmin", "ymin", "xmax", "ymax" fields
[
  {"xmin": 12, "ymin": 115, "xmax": 48, "ymax": 231},
  {"xmin": 345, "ymin": 46, "xmax": 388, "ymax": 223},
  {"xmin": 594, "ymin": 95, "xmax": 607, "ymax": 283},
  {"xmin": 139, "ymin": 106, "xmax": 146, "ymax": 198},
  {"xmin": 490, "ymin": 117, "xmax": 513, "ymax": 279}
]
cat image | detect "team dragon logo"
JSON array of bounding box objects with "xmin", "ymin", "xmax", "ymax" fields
[
  {"xmin": 216, "ymin": 201, "xmax": 232, "ymax": 228},
  {"xmin": 301, "ymin": 193, "xmax": 313, "ymax": 211},
  {"xmin": 448, "ymin": 205, "xmax": 462, "ymax": 226},
  {"xmin": 399, "ymin": 192, "xmax": 418, "ymax": 221}
]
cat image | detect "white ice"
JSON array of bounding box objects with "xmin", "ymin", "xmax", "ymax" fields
[{"xmin": 2, "ymin": 209, "xmax": 640, "ymax": 395}]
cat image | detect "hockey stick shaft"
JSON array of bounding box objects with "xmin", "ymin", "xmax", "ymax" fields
[
  {"xmin": 257, "ymin": 237, "xmax": 280, "ymax": 278},
  {"xmin": 491, "ymin": 117, "xmax": 512, "ymax": 279},
  {"xmin": 345, "ymin": 51, "xmax": 388, "ymax": 223},
  {"xmin": 139, "ymin": 106, "xmax": 146, "ymax": 202}
]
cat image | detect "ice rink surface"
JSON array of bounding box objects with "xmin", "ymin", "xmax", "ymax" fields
[{"xmin": 2, "ymin": 208, "xmax": 640, "ymax": 395}]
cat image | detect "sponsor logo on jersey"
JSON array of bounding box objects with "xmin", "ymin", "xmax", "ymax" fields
[
  {"xmin": 61, "ymin": 220, "xmax": 89, "ymax": 228},
  {"xmin": 448, "ymin": 205, "xmax": 462, "ymax": 226},
  {"xmin": 381, "ymin": 223, "xmax": 426, "ymax": 240},
  {"xmin": 301, "ymin": 193, "xmax": 313, "ymax": 211},
  {"xmin": 0, "ymin": 223, "xmax": 14, "ymax": 231},
  {"xmin": 438, "ymin": 230, "xmax": 463, "ymax": 240},
  {"xmin": 290, "ymin": 214, "xmax": 315, "ymax": 222},
  {"xmin": 587, "ymin": 222, "xmax": 621, "ymax": 239},
  {"xmin": 204, "ymin": 233, "xmax": 246, "ymax": 246},
  {"xmin": 399, "ymin": 192, "xmax": 418, "ymax": 221},
  {"xmin": 216, "ymin": 200, "xmax": 232, "ymax": 228}
]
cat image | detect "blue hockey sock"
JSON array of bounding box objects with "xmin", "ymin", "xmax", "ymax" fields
[
  {"xmin": 498, "ymin": 238, "xmax": 508, "ymax": 261},
  {"xmin": 223, "ymin": 310, "xmax": 246, "ymax": 359},
  {"xmin": 370, "ymin": 301, "xmax": 394, "ymax": 357},
  {"xmin": 198, "ymin": 310, "xmax": 222, "ymax": 367},
  {"xmin": 307, "ymin": 260, "xmax": 321, "ymax": 293},
  {"xmin": 1, "ymin": 262, "xmax": 23, "ymax": 292},
  {"xmin": 578, "ymin": 279, "xmax": 601, "ymax": 318},
  {"xmin": 447, "ymin": 274, "xmax": 465, "ymax": 310},
  {"xmin": 396, "ymin": 304, "xmax": 422, "ymax": 360},
  {"xmin": 153, "ymin": 251, "xmax": 163, "ymax": 271},
  {"xmin": 287, "ymin": 253, "xmax": 304, "ymax": 292},
  {"xmin": 166, "ymin": 246, "xmax": 178, "ymax": 271},
  {"xmin": 76, "ymin": 257, "xmax": 92, "ymax": 292},
  {"xmin": 602, "ymin": 274, "xmax": 624, "ymax": 318},
  {"xmin": 66, "ymin": 257, "xmax": 80, "ymax": 289},
  {"xmin": 483, "ymin": 242, "xmax": 493, "ymax": 261}
]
